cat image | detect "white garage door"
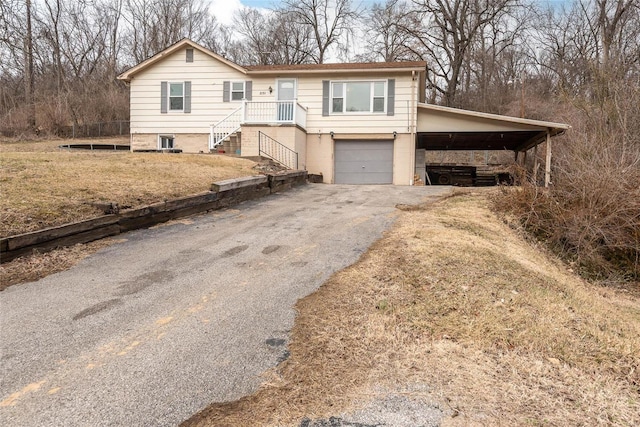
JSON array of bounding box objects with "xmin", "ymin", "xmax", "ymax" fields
[{"xmin": 334, "ymin": 140, "xmax": 394, "ymax": 184}]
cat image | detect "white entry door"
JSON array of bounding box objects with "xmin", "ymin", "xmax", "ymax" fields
[{"xmin": 276, "ymin": 79, "xmax": 296, "ymax": 121}]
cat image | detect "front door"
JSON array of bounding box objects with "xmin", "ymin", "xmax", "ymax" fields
[{"xmin": 276, "ymin": 79, "xmax": 296, "ymax": 121}]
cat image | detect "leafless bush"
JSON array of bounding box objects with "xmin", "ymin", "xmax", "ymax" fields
[{"xmin": 496, "ymin": 85, "xmax": 640, "ymax": 282}]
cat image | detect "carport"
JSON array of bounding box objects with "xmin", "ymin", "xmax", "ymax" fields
[{"xmin": 416, "ymin": 103, "xmax": 570, "ymax": 186}]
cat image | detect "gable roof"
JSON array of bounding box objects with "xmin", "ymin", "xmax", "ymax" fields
[
  {"xmin": 117, "ymin": 39, "xmax": 246, "ymax": 82},
  {"xmin": 117, "ymin": 38, "xmax": 427, "ymax": 82}
]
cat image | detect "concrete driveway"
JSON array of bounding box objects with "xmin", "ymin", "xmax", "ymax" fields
[{"xmin": 0, "ymin": 184, "xmax": 450, "ymax": 426}]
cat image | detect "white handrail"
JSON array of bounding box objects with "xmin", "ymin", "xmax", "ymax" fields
[
  {"xmin": 209, "ymin": 101, "xmax": 308, "ymax": 150},
  {"xmin": 209, "ymin": 106, "xmax": 243, "ymax": 149},
  {"xmin": 243, "ymin": 101, "xmax": 306, "ymax": 127}
]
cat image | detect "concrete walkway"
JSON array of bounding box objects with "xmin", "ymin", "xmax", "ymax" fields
[{"xmin": 0, "ymin": 184, "xmax": 450, "ymax": 426}]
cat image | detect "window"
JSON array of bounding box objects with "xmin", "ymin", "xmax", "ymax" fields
[
  {"xmin": 373, "ymin": 81, "xmax": 385, "ymax": 112},
  {"xmin": 169, "ymin": 82, "xmax": 184, "ymax": 111},
  {"xmin": 159, "ymin": 135, "xmax": 174, "ymax": 149},
  {"xmin": 231, "ymin": 81, "xmax": 245, "ymax": 101},
  {"xmin": 161, "ymin": 81, "xmax": 191, "ymax": 113},
  {"xmin": 223, "ymin": 80, "xmax": 251, "ymax": 102},
  {"xmin": 331, "ymin": 81, "xmax": 386, "ymax": 114},
  {"xmin": 332, "ymin": 83, "xmax": 343, "ymax": 113}
]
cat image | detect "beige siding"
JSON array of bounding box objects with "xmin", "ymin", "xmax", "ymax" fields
[
  {"xmin": 417, "ymin": 108, "xmax": 545, "ymax": 132},
  {"xmin": 250, "ymin": 72, "xmax": 417, "ymax": 135},
  {"xmin": 129, "ymin": 47, "xmax": 248, "ymax": 135}
]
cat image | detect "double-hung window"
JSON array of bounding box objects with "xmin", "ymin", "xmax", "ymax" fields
[
  {"xmin": 231, "ymin": 81, "xmax": 245, "ymax": 101},
  {"xmin": 161, "ymin": 81, "xmax": 191, "ymax": 113},
  {"xmin": 169, "ymin": 82, "xmax": 184, "ymax": 111},
  {"xmin": 223, "ymin": 80, "xmax": 252, "ymax": 102},
  {"xmin": 331, "ymin": 81, "xmax": 386, "ymax": 114}
]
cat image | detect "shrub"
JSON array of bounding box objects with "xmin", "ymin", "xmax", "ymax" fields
[{"xmin": 496, "ymin": 86, "xmax": 640, "ymax": 283}]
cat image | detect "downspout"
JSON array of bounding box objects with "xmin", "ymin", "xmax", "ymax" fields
[{"xmin": 410, "ymin": 70, "xmax": 417, "ymax": 185}]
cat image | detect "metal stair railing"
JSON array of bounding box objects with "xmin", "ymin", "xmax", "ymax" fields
[
  {"xmin": 209, "ymin": 105, "xmax": 243, "ymax": 150},
  {"xmin": 258, "ymin": 131, "xmax": 298, "ymax": 170}
]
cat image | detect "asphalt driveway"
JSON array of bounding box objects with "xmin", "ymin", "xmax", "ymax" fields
[{"xmin": 0, "ymin": 184, "xmax": 450, "ymax": 426}]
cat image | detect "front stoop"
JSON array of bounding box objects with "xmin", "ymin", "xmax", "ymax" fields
[{"xmin": 213, "ymin": 132, "xmax": 241, "ymax": 154}]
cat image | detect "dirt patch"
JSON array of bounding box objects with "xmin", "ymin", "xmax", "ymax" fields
[{"xmin": 182, "ymin": 191, "xmax": 640, "ymax": 427}]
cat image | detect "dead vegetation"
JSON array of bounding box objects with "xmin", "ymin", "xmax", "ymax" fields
[
  {"xmin": 0, "ymin": 239, "xmax": 119, "ymax": 291},
  {"xmin": 184, "ymin": 191, "xmax": 640, "ymax": 427},
  {"xmin": 0, "ymin": 138, "xmax": 257, "ymax": 237},
  {"xmin": 495, "ymin": 84, "xmax": 640, "ymax": 283}
]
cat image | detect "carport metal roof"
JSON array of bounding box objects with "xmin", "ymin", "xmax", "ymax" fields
[{"xmin": 416, "ymin": 103, "xmax": 570, "ymax": 152}]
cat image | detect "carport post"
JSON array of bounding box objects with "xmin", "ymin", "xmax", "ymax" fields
[
  {"xmin": 544, "ymin": 130, "xmax": 552, "ymax": 187},
  {"xmin": 533, "ymin": 143, "xmax": 539, "ymax": 185}
]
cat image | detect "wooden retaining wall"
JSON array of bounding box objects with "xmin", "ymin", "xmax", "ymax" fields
[{"xmin": 1, "ymin": 171, "xmax": 308, "ymax": 263}]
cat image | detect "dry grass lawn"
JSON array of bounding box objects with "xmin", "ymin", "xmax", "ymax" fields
[
  {"xmin": 0, "ymin": 137, "xmax": 257, "ymax": 237},
  {"xmin": 184, "ymin": 190, "xmax": 640, "ymax": 426}
]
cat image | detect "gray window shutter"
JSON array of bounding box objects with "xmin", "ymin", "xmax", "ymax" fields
[
  {"xmin": 186, "ymin": 48, "xmax": 194, "ymax": 63},
  {"xmin": 387, "ymin": 79, "xmax": 395, "ymax": 116},
  {"xmin": 322, "ymin": 80, "xmax": 330, "ymax": 116},
  {"xmin": 245, "ymin": 81, "xmax": 252, "ymax": 100},
  {"xmin": 223, "ymin": 81, "xmax": 230, "ymax": 102},
  {"xmin": 184, "ymin": 81, "xmax": 191, "ymax": 113},
  {"xmin": 161, "ymin": 81, "xmax": 168, "ymax": 113}
]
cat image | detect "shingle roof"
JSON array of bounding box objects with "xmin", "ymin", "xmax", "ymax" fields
[
  {"xmin": 117, "ymin": 37, "xmax": 427, "ymax": 81},
  {"xmin": 245, "ymin": 61, "xmax": 427, "ymax": 72}
]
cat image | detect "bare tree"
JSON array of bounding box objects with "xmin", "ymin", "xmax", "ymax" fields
[
  {"xmin": 535, "ymin": 0, "xmax": 639, "ymax": 101},
  {"xmin": 232, "ymin": 8, "xmax": 278, "ymax": 65},
  {"xmin": 359, "ymin": 0, "xmax": 419, "ymax": 62},
  {"xmin": 271, "ymin": 10, "xmax": 318, "ymax": 64},
  {"xmin": 462, "ymin": 3, "xmax": 532, "ymax": 112},
  {"xmin": 25, "ymin": 0, "xmax": 36, "ymax": 129},
  {"xmin": 123, "ymin": 0, "xmax": 214, "ymax": 63},
  {"xmin": 406, "ymin": 0, "xmax": 521, "ymax": 107},
  {"xmin": 280, "ymin": 0, "xmax": 360, "ymax": 63},
  {"xmin": 231, "ymin": 7, "xmax": 317, "ymax": 65},
  {"xmin": 99, "ymin": 0, "xmax": 125, "ymax": 79},
  {"xmin": 40, "ymin": 0, "xmax": 65, "ymax": 94}
]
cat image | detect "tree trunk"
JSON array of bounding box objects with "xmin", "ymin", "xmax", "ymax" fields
[{"xmin": 25, "ymin": 0, "xmax": 36, "ymax": 130}]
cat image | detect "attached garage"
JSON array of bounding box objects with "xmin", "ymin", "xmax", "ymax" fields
[{"xmin": 334, "ymin": 140, "xmax": 394, "ymax": 184}]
